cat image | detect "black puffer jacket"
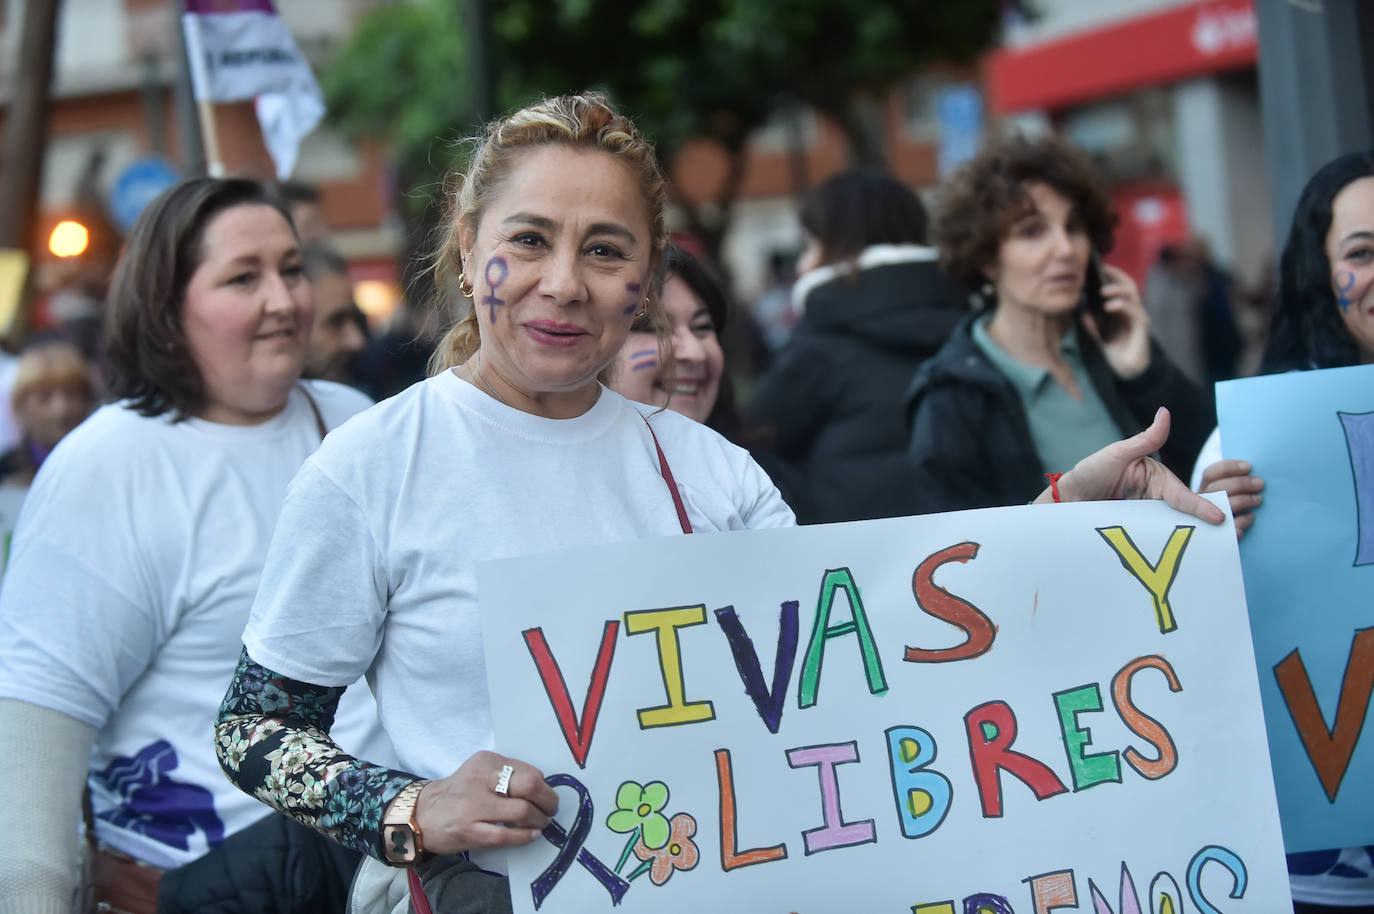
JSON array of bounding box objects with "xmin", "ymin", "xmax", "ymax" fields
[
  {"xmin": 157, "ymin": 812, "xmax": 360, "ymax": 914},
  {"xmin": 745, "ymin": 246, "xmax": 966, "ymax": 524},
  {"xmin": 904, "ymin": 313, "xmax": 1215, "ymax": 514}
]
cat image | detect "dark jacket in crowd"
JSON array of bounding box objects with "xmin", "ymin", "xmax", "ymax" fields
[
  {"xmin": 905, "ymin": 313, "xmax": 1215, "ymax": 514},
  {"xmin": 745, "ymin": 245, "xmax": 966, "ymax": 524},
  {"xmin": 158, "ymin": 812, "xmax": 359, "ymax": 913}
]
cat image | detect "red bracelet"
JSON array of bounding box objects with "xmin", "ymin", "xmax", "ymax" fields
[{"xmin": 1044, "ymin": 472, "xmax": 1065, "ymax": 503}]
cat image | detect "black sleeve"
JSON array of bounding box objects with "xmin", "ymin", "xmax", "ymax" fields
[
  {"xmin": 907, "ymin": 382, "xmax": 1007, "ymax": 514},
  {"xmin": 743, "ymin": 339, "xmax": 837, "ymax": 464}
]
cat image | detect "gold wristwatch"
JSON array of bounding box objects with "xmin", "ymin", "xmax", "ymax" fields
[{"xmin": 382, "ymin": 779, "xmax": 431, "ymax": 865}]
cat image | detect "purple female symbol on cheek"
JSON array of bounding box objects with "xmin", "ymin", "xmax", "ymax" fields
[
  {"xmin": 623, "ymin": 282, "xmax": 642, "ymax": 316},
  {"xmin": 483, "ymin": 256, "xmax": 509, "ymax": 322},
  {"xmin": 1335, "ymin": 270, "xmax": 1356, "ymax": 312}
]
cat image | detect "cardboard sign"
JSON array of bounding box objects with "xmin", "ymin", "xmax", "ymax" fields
[
  {"xmin": 1218, "ymin": 364, "xmax": 1374, "ymax": 853},
  {"xmin": 479, "ymin": 499, "xmax": 1289, "ymax": 912}
]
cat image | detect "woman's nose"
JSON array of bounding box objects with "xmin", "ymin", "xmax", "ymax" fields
[
  {"xmin": 673, "ymin": 327, "xmax": 705, "ymax": 363},
  {"xmin": 539, "ymin": 250, "xmax": 586, "ymax": 304}
]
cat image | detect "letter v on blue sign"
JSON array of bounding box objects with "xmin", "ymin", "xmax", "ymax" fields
[{"xmin": 714, "ymin": 602, "xmax": 800, "ymax": 734}]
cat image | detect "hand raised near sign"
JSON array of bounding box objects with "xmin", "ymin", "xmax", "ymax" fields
[
  {"xmin": 1035, "ymin": 408, "xmax": 1226, "ymax": 526},
  {"xmin": 414, "ymin": 750, "xmax": 561, "ymax": 855},
  {"xmin": 1196, "ymin": 458, "xmax": 1263, "ymax": 539}
]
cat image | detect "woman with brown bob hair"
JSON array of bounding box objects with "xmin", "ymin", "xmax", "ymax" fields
[
  {"xmin": 213, "ymin": 94, "xmax": 1223, "ymax": 913},
  {"xmin": 0, "ymin": 176, "xmax": 390, "ymax": 912},
  {"xmin": 906, "ymin": 133, "xmax": 1214, "ymax": 513}
]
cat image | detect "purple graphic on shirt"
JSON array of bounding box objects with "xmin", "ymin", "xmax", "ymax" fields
[
  {"xmin": 1339, "ymin": 410, "xmax": 1374, "ymax": 566},
  {"xmin": 95, "ymin": 740, "xmax": 225, "ymax": 851}
]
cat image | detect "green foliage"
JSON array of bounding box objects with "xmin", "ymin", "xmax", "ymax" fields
[
  {"xmin": 319, "ymin": 0, "xmax": 475, "ymax": 182},
  {"xmin": 319, "ymin": 0, "xmax": 1006, "ymax": 257}
]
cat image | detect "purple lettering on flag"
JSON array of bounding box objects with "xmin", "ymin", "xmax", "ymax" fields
[{"xmin": 184, "ymin": 0, "xmax": 278, "ymax": 14}]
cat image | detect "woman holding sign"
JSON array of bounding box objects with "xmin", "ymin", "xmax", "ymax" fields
[
  {"xmin": 1192, "ymin": 150, "xmax": 1374, "ymax": 913},
  {"xmin": 215, "ymin": 92, "xmax": 1225, "ymax": 913}
]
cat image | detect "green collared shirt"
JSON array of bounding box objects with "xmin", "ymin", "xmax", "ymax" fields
[{"xmin": 971, "ymin": 314, "xmax": 1122, "ymax": 475}]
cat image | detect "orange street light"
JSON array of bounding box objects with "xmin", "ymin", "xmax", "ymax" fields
[{"xmin": 48, "ymin": 220, "xmax": 90, "ymax": 258}]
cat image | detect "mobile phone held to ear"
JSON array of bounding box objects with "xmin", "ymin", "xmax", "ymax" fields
[{"xmin": 1081, "ymin": 252, "xmax": 1125, "ymax": 341}]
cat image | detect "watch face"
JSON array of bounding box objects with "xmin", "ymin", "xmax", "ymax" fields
[{"xmin": 386, "ymin": 824, "xmax": 416, "ymax": 863}]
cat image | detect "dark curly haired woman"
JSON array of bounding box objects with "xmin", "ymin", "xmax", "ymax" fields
[{"xmin": 905, "ymin": 133, "xmax": 1214, "ymax": 513}]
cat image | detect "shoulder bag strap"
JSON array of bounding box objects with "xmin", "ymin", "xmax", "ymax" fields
[
  {"xmin": 642, "ymin": 415, "xmax": 693, "ymax": 534},
  {"xmin": 298, "ymin": 382, "xmax": 328, "ymax": 441}
]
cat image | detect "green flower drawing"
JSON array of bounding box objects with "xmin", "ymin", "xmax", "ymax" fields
[{"xmin": 605, "ymin": 780, "xmax": 671, "ymax": 874}]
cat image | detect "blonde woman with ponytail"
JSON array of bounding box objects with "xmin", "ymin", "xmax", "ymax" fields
[
  {"xmin": 211, "ymin": 93, "xmax": 796, "ymax": 912},
  {"xmin": 213, "ymin": 93, "xmax": 1224, "ymax": 913}
]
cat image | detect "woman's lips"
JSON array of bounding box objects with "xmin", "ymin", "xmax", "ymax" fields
[{"xmin": 524, "ymin": 320, "xmax": 588, "ymax": 347}]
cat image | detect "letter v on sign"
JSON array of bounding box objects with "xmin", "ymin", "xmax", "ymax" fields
[
  {"xmin": 1274, "ymin": 627, "xmax": 1374, "ymax": 803},
  {"xmin": 523, "ymin": 622, "xmax": 619, "ymax": 769}
]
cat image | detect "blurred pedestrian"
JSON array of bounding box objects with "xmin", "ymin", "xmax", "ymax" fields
[
  {"xmin": 907, "ymin": 133, "xmax": 1213, "ymax": 514},
  {"xmin": 302, "ymin": 243, "xmax": 369, "ymax": 386},
  {"xmin": 0, "ymin": 177, "xmax": 391, "ymax": 913},
  {"xmin": 277, "ymin": 179, "xmax": 330, "ymax": 244},
  {"xmin": 0, "ymin": 340, "xmax": 95, "ymax": 488},
  {"xmin": 1191, "ymin": 149, "xmax": 1374, "ymax": 914},
  {"xmin": 745, "ymin": 168, "xmax": 966, "ymax": 524},
  {"xmin": 1143, "ymin": 236, "xmax": 1241, "ymax": 386},
  {"xmin": 750, "ymin": 249, "xmax": 799, "ymax": 356}
]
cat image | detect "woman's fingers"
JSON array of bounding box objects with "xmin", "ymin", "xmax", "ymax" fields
[
  {"xmin": 461, "ymin": 819, "xmax": 546, "ymax": 848},
  {"xmin": 1154, "ymin": 463, "xmax": 1227, "ymax": 525},
  {"xmin": 1198, "ymin": 459, "xmax": 1254, "ymax": 490}
]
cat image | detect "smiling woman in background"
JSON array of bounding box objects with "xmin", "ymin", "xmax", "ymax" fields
[{"xmin": 610, "ymin": 244, "xmax": 738, "ymax": 437}]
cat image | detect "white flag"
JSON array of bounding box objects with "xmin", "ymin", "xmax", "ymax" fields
[{"xmin": 182, "ymin": 0, "xmax": 325, "ymax": 179}]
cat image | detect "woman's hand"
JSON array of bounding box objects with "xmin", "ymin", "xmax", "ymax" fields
[
  {"xmin": 1084, "ymin": 263, "xmax": 1152, "ymax": 380},
  {"xmin": 1197, "ymin": 459, "xmax": 1263, "ymax": 539},
  {"xmin": 1035, "ymin": 407, "xmax": 1226, "ymax": 526},
  {"xmin": 413, "ymin": 750, "xmax": 560, "ymax": 855}
]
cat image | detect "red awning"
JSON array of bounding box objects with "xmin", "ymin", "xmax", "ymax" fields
[{"xmin": 988, "ymin": 0, "xmax": 1257, "ymax": 114}]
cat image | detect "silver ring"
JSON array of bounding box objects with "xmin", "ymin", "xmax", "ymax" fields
[{"xmin": 494, "ymin": 764, "xmax": 514, "ymax": 796}]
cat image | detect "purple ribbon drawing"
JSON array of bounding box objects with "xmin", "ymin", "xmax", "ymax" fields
[{"xmin": 531, "ymin": 773, "xmax": 629, "ymax": 909}]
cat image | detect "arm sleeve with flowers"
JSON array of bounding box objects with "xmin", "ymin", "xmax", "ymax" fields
[{"xmin": 215, "ymin": 647, "xmax": 419, "ymax": 861}]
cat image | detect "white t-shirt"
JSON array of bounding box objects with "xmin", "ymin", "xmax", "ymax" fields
[
  {"xmin": 244, "ymin": 372, "xmax": 795, "ymax": 785},
  {"xmin": 0, "ymin": 381, "xmax": 395, "ymax": 870}
]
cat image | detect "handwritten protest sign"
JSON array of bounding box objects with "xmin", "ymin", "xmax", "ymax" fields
[
  {"xmin": 1218, "ymin": 364, "xmax": 1374, "ymax": 853},
  {"xmin": 479, "ymin": 499, "xmax": 1289, "ymax": 912}
]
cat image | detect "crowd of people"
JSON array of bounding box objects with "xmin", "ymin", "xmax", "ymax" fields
[{"xmin": 0, "ymin": 90, "xmax": 1367, "ymax": 914}]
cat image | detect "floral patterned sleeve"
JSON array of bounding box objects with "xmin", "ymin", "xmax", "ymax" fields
[{"xmin": 215, "ymin": 647, "xmax": 419, "ymax": 861}]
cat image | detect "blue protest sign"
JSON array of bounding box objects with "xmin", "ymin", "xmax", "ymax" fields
[{"xmin": 1217, "ymin": 364, "xmax": 1374, "ymax": 853}]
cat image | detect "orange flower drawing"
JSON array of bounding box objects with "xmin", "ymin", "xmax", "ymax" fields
[{"xmin": 629, "ymin": 812, "xmax": 699, "ymax": 886}]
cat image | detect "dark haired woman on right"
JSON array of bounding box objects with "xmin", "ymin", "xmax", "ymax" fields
[
  {"xmin": 744, "ymin": 168, "xmax": 967, "ymax": 524},
  {"xmin": 1190, "ymin": 150, "xmax": 1374, "ymax": 914},
  {"xmin": 906, "ymin": 133, "xmax": 1213, "ymax": 514}
]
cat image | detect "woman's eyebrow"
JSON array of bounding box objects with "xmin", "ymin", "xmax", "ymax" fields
[
  {"xmin": 500, "ymin": 212, "xmax": 637, "ymax": 243},
  {"xmin": 1338, "ymin": 229, "xmax": 1374, "ymax": 247}
]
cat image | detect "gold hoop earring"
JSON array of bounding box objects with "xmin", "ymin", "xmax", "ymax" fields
[{"xmin": 458, "ymin": 272, "xmax": 474, "ymax": 298}]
